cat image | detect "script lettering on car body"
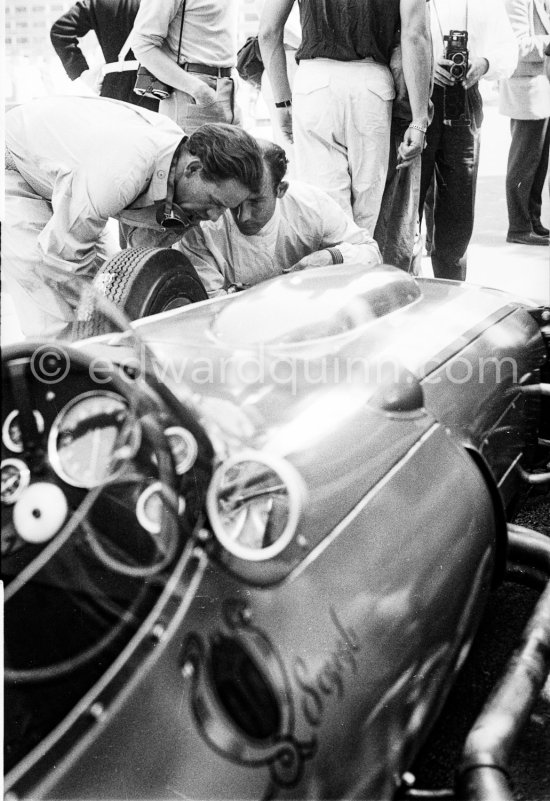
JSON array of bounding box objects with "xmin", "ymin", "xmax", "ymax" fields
[{"xmin": 293, "ymin": 606, "xmax": 361, "ymax": 727}]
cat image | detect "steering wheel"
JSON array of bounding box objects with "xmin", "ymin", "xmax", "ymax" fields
[{"xmin": 2, "ymin": 340, "xmax": 183, "ymax": 684}]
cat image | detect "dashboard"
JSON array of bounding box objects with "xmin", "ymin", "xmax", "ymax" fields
[
  {"xmin": 2, "ymin": 350, "xmax": 208, "ymax": 556},
  {"xmin": 2, "ymin": 343, "xmax": 213, "ymax": 771}
]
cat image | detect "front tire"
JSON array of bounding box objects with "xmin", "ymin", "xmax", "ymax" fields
[{"xmin": 93, "ymin": 247, "xmax": 208, "ymax": 319}]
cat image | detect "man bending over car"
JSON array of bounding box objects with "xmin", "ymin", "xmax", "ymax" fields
[
  {"xmin": 4, "ymin": 95, "xmax": 262, "ymax": 339},
  {"xmin": 173, "ymin": 140, "xmax": 382, "ymax": 296}
]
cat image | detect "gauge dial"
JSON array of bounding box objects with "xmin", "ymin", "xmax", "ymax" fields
[
  {"xmin": 1, "ymin": 458, "xmax": 31, "ymax": 505},
  {"xmin": 136, "ymin": 481, "xmax": 186, "ymax": 535},
  {"xmin": 2, "ymin": 410, "xmax": 45, "ymax": 453},
  {"xmin": 48, "ymin": 391, "xmax": 140, "ymax": 488},
  {"xmin": 165, "ymin": 426, "xmax": 198, "ymax": 475}
]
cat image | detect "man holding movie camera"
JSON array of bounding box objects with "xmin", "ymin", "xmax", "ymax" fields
[{"xmin": 419, "ymin": 0, "xmax": 518, "ymax": 281}]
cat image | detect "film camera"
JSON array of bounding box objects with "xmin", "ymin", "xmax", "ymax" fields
[{"xmin": 443, "ymin": 30, "xmax": 470, "ymax": 127}]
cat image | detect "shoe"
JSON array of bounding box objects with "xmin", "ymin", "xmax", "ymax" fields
[
  {"xmin": 532, "ymin": 221, "xmax": 550, "ymax": 237},
  {"xmin": 506, "ymin": 231, "xmax": 549, "ymax": 246}
]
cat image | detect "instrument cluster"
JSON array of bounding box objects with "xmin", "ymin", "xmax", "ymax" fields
[{"xmin": 1, "ymin": 362, "xmax": 200, "ymax": 554}]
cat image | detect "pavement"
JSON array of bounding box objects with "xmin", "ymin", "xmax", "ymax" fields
[
  {"xmin": 2, "ymin": 84, "xmax": 549, "ymax": 346},
  {"xmin": 442, "ymin": 85, "xmax": 549, "ymax": 306}
]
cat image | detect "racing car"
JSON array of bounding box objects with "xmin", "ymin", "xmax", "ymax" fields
[{"xmin": 3, "ymin": 255, "xmax": 550, "ymax": 800}]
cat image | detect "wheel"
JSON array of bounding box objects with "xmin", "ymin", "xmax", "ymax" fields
[{"xmin": 90, "ymin": 246, "xmax": 208, "ymax": 329}]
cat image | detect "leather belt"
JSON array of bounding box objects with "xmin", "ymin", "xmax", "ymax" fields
[{"xmin": 181, "ymin": 62, "xmax": 232, "ymax": 78}]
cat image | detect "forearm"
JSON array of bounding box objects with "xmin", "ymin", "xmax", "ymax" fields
[
  {"xmin": 318, "ymin": 199, "xmax": 383, "ymax": 265},
  {"xmin": 258, "ymin": 0, "xmax": 294, "ymax": 103},
  {"xmin": 400, "ymin": 14, "xmax": 432, "ymax": 127},
  {"xmin": 336, "ymin": 241, "xmax": 382, "ymax": 267},
  {"xmin": 38, "ymin": 216, "xmax": 106, "ymax": 277},
  {"xmin": 50, "ymin": 3, "xmax": 92, "ymax": 79},
  {"xmin": 289, "ymin": 241, "xmax": 381, "ymax": 272},
  {"xmin": 132, "ymin": 43, "xmax": 206, "ymax": 95},
  {"xmin": 131, "ymin": 0, "xmax": 207, "ymax": 96}
]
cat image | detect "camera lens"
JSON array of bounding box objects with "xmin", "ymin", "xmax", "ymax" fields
[
  {"xmin": 450, "ymin": 64, "xmax": 465, "ymax": 79},
  {"xmin": 452, "ymin": 53, "xmax": 465, "ymax": 65}
]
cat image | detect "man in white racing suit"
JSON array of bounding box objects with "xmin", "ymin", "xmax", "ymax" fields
[{"xmin": 173, "ymin": 140, "xmax": 382, "ymax": 297}]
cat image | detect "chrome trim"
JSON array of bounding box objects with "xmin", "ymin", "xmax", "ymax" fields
[
  {"xmin": 135, "ymin": 481, "xmax": 185, "ymax": 534},
  {"xmin": 1, "ymin": 458, "xmax": 31, "ymax": 505},
  {"xmin": 2, "ymin": 409, "xmax": 44, "ymax": 453},
  {"xmin": 206, "ymin": 450, "xmax": 305, "ymax": 562},
  {"xmin": 47, "ymin": 390, "xmax": 138, "ymax": 489},
  {"xmin": 165, "ymin": 426, "xmax": 198, "ymax": 475}
]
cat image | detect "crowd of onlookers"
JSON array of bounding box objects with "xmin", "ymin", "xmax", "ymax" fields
[{"xmin": 3, "ymin": 0, "xmax": 550, "ymax": 341}]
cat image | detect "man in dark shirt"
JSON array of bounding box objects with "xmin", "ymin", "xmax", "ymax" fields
[
  {"xmin": 259, "ymin": 0, "xmax": 432, "ymax": 237},
  {"xmin": 50, "ymin": 0, "xmax": 157, "ymax": 110}
]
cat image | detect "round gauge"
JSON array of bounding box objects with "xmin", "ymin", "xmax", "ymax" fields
[
  {"xmin": 136, "ymin": 481, "xmax": 186, "ymax": 535},
  {"xmin": 165, "ymin": 426, "xmax": 198, "ymax": 475},
  {"xmin": 2, "ymin": 410, "xmax": 45, "ymax": 453},
  {"xmin": 1, "ymin": 458, "xmax": 31, "ymax": 505},
  {"xmin": 48, "ymin": 391, "xmax": 140, "ymax": 489}
]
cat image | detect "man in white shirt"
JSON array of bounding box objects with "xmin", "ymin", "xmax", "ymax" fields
[
  {"xmin": 131, "ymin": 0, "xmax": 240, "ymax": 133},
  {"xmin": 173, "ymin": 140, "xmax": 382, "ymax": 297},
  {"xmin": 4, "ymin": 95, "xmax": 262, "ymax": 338},
  {"xmin": 419, "ymin": 0, "xmax": 518, "ymax": 280}
]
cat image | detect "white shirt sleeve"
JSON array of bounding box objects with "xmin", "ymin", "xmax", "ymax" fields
[
  {"xmin": 478, "ymin": 0, "xmax": 519, "ymax": 80},
  {"xmin": 311, "ymin": 190, "xmax": 382, "ymax": 267},
  {"xmin": 37, "ymin": 147, "xmax": 154, "ymax": 275},
  {"xmin": 131, "ymin": 0, "xmax": 180, "ymax": 58}
]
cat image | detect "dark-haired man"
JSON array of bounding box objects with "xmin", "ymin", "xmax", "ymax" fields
[
  {"xmin": 173, "ymin": 140, "xmax": 381, "ymax": 296},
  {"xmin": 4, "ymin": 95, "xmax": 262, "ymax": 338}
]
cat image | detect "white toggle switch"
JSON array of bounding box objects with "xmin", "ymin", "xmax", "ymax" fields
[{"xmin": 13, "ymin": 483, "xmax": 69, "ymax": 544}]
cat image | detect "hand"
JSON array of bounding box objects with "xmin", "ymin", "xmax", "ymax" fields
[
  {"xmin": 433, "ymin": 55, "xmax": 459, "ymax": 88},
  {"xmin": 277, "ymin": 107, "xmax": 293, "ymax": 143},
  {"xmin": 397, "ymin": 127, "xmax": 425, "ymax": 170},
  {"xmin": 462, "ymin": 57, "xmax": 489, "ymax": 90},
  {"xmin": 283, "ymin": 249, "xmax": 334, "ymax": 273},
  {"xmin": 193, "ymin": 83, "xmax": 217, "ymax": 107}
]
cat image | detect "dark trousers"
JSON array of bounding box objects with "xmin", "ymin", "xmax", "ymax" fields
[
  {"xmin": 419, "ymin": 83, "xmax": 482, "ymax": 281},
  {"xmin": 374, "ymin": 119, "xmax": 422, "ymax": 273},
  {"xmin": 506, "ymin": 117, "xmax": 550, "ymax": 235}
]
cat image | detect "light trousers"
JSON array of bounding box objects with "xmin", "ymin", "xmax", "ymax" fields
[
  {"xmin": 292, "ymin": 59, "xmax": 395, "ymax": 235},
  {"xmin": 160, "ymin": 74, "xmax": 241, "ymax": 135}
]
